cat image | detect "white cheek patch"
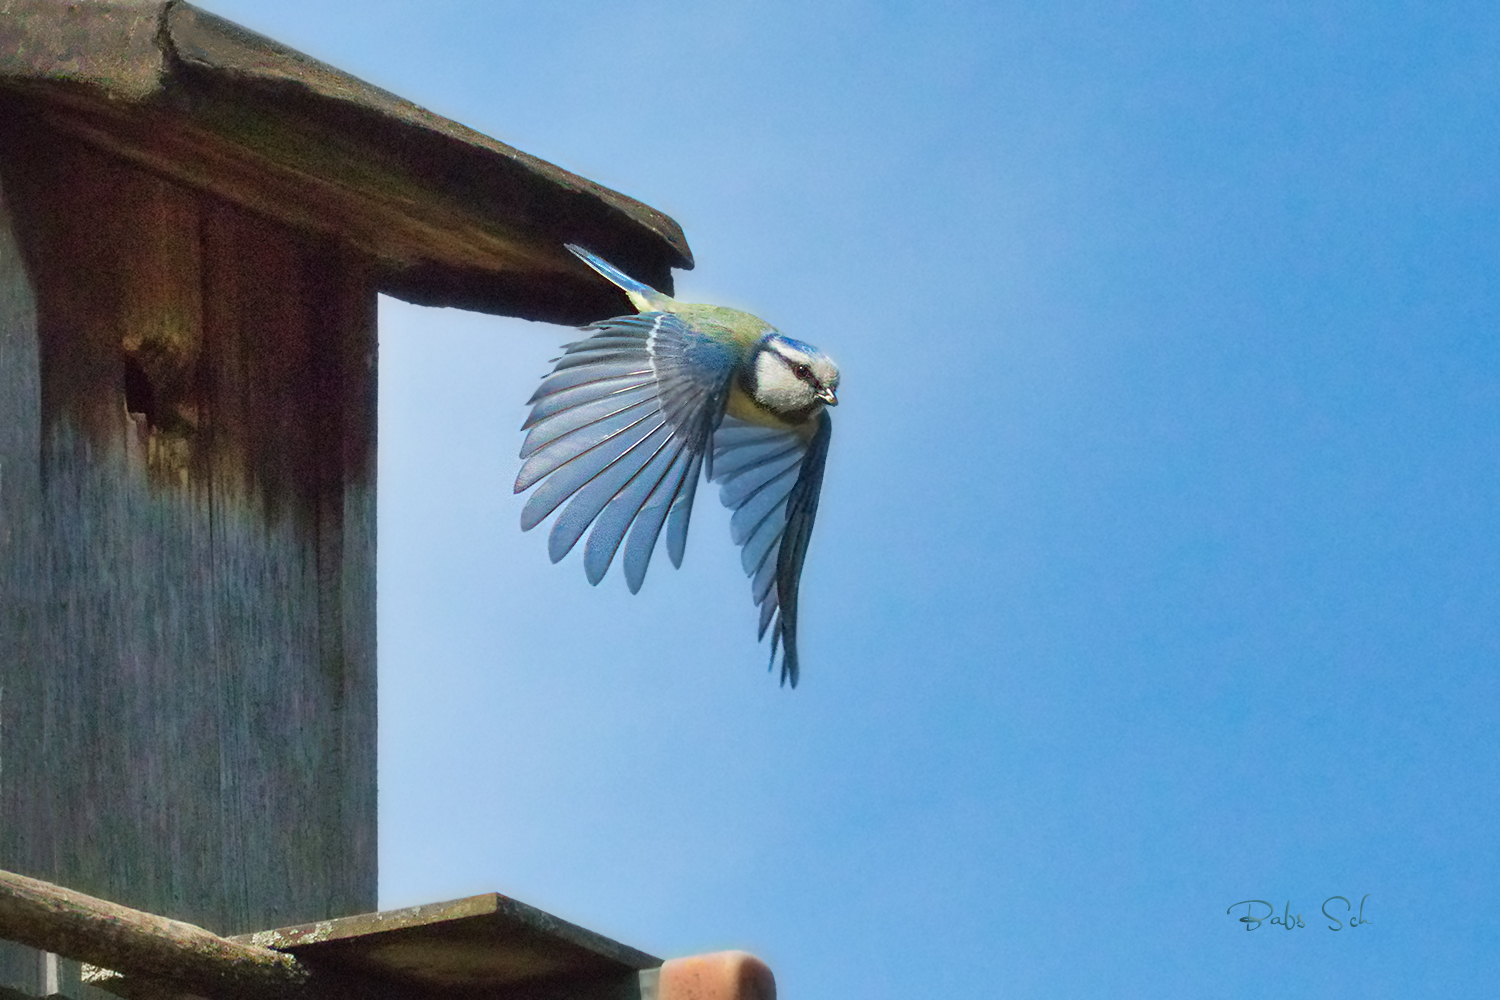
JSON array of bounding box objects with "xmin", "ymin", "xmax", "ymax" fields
[
  {"xmin": 754, "ymin": 352, "xmax": 817, "ymax": 414},
  {"xmin": 812, "ymin": 357, "xmax": 839, "ymax": 390}
]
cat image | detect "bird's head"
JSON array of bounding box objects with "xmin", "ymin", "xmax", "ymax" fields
[{"xmin": 748, "ymin": 333, "xmax": 840, "ymax": 419}]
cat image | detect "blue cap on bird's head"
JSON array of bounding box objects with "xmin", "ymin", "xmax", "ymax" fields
[{"xmin": 517, "ymin": 244, "xmax": 840, "ymax": 687}]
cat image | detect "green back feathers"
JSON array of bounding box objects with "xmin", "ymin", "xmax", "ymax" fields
[{"xmin": 668, "ymin": 302, "xmax": 776, "ymax": 351}]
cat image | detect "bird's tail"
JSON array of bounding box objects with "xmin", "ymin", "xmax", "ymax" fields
[{"xmin": 565, "ymin": 243, "xmax": 672, "ymax": 312}]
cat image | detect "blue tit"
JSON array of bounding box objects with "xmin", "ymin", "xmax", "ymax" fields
[{"xmin": 514, "ymin": 243, "xmax": 839, "ymax": 687}]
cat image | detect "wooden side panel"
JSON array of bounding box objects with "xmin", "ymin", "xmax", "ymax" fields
[
  {"xmin": 0, "ymin": 115, "xmax": 376, "ymax": 992},
  {"xmin": 0, "ymin": 129, "xmax": 47, "ymax": 997}
]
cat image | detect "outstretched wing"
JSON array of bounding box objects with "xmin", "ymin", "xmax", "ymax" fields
[
  {"xmin": 712, "ymin": 410, "xmax": 833, "ymax": 687},
  {"xmin": 517, "ymin": 312, "xmax": 738, "ymax": 591}
]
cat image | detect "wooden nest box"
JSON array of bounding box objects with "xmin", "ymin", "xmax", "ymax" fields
[{"xmin": 0, "ymin": 2, "xmax": 703, "ymax": 996}]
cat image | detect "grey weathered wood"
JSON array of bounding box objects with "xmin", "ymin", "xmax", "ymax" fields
[
  {"xmin": 240, "ymin": 892, "xmax": 660, "ymax": 989},
  {"xmin": 0, "ymin": 870, "xmax": 308, "ymax": 1000},
  {"xmin": 0, "ymin": 6, "xmax": 718, "ymax": 999},
  {"xmin": 0, "ymin": 871, "xmax": 678, "ymax": 1000},
  {"xmin": 0, "ymin": 113, "xmax": 376, "ymax": 993}
]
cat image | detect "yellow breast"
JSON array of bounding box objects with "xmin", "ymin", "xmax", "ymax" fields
[{"xmin": 726, "ymin": 382, "xmax": 802, "ymax": 429}]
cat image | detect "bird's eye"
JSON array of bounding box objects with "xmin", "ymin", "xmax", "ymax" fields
[{"xmin": 793, "ymin": 363, "xmax": 812, "ymax": 380}]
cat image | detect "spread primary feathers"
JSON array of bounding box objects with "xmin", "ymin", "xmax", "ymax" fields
[{"xmin": 514, "ymin": 244, "xmax": 840, "ymax": 686}]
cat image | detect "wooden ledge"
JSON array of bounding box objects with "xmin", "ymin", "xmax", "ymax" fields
[{"xmin": 0, "ymin": 871, "xmax": 775, "ymax": 1000}]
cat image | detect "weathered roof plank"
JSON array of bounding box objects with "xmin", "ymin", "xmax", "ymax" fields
[
  {"xmin": 0, "ymin": 0, "xmax": 688, "ymax": 323},
  {"xmin": 239, "ymin": 893, "xmax": 660, "ymax": 991},
  {"xmin": 0, "ymin": 870, "xmax": 665, "ymax": 1000}
]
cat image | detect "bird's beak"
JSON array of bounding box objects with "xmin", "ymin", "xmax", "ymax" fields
[{"xmin": 818, "ymin": 386, "xmax": 838, "ymax": 405}]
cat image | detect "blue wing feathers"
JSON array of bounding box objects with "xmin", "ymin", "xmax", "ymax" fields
[
  {"xmin": 568, "ymin": 315, "xmax": 657, "ymax": 339},
  {"xmin": 769, "ymin": 412, "xmax": 832, "ymax": 685},
  {"xmin": 519, "ymin": 388, "xmax": 657, "ymax": 460},
  {"xmin": 558, "ymin": 339, "xmax": 649, "ymax": 358},
  {"xmin": 710, "ymin": 412, "xmax": 832, "ymax": 686},
  {"xmin": 517, "ymin": 312, "xmax": 733, "ymax": 591},
  {"xmin": 522, "ymin": 378, "xmax": 654, "ymax": 431},
  {"xmin": 721, "ymin": 454, "xmax": 801, "ymax": 519},
  {"xmin": 584, "ymin": 436, "xmax": 687, "ymax": 584},
  {"xmin": 740, "ymin": 503, "xmax": 787, "ymax": 576},
  {"xmin": 714, "ymin": 424, "xmax": 784, "ymax": 449},
  {"xmin": 751, "ymin": 542, "xmax": 780, "ymax": 606},
  {"xmin": 715, "ymin": 441, "xmax": 801, "ymax": 480},
  {"xmin": 565, "ymin": 322, "xmax": 653, "ymax": 343},
  {"xmin": 665, "ymin": 452, "xmax": 703, "ymax": 568},
  {"xmin": 528, "ymin": 365, "xmax": 649, "ymax": 401},
  {"xmin": 518, "ymin": 394, "xmax": 657, "ymax": 474},
  {"xmin": 622, "ymin": 449, "xmax": 694, "ymax": 592},
  {"xmin": 727, "ymin": 462, "xmax": 800, "ymax": 544},
  {"xmin": 550, "ymin": 347, "xmax": 650, "ymax": 371},
  {"xmin": 516, "ymin": 404, "xmax": 657, "ymax": 491},
  {"xmin": 528, "ymin": 360, "xmax": 652, "ymax": 400},
  {"xmin": 561, "ymin": 330, "xmax": 649, "ymax": 348},
  {"xmin": 758, "ymin": 596, "xmax": 778, "ymax": 641},
  {"xmin": 520, "ymin": 414, "xmax": 667, "ymax": 530},
  {"xmin": 547, "ymin": 421, "xmax": 674, "ymax": 564}
]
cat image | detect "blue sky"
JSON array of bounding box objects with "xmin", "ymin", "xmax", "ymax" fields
[{"xmin": 202, "ymin": 2, "xmax": 1499, "ymax": 995}]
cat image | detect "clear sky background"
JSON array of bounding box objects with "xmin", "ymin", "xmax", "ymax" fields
[{"xmin": 201, "ymin": 2, "xmax": 1498, "ymax": 996}]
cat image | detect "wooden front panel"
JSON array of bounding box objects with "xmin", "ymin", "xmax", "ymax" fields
[{"xmin": 0, "ymin": 110, "xmax": 376, "ymax": 992}]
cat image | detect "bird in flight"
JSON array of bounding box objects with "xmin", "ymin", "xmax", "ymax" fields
[{"xmin": 514, "ymin": 244, "xmax": 839, "ymax": 686}]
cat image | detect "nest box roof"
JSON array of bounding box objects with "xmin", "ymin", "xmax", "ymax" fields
[{"xmin": 0, "ymin": 0, "xmax": 691, "ymax": 323}]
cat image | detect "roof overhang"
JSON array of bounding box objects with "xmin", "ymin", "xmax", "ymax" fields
[{"xmin": 0, "ymin": 0, "xmax": 691, "ymax": 323}]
